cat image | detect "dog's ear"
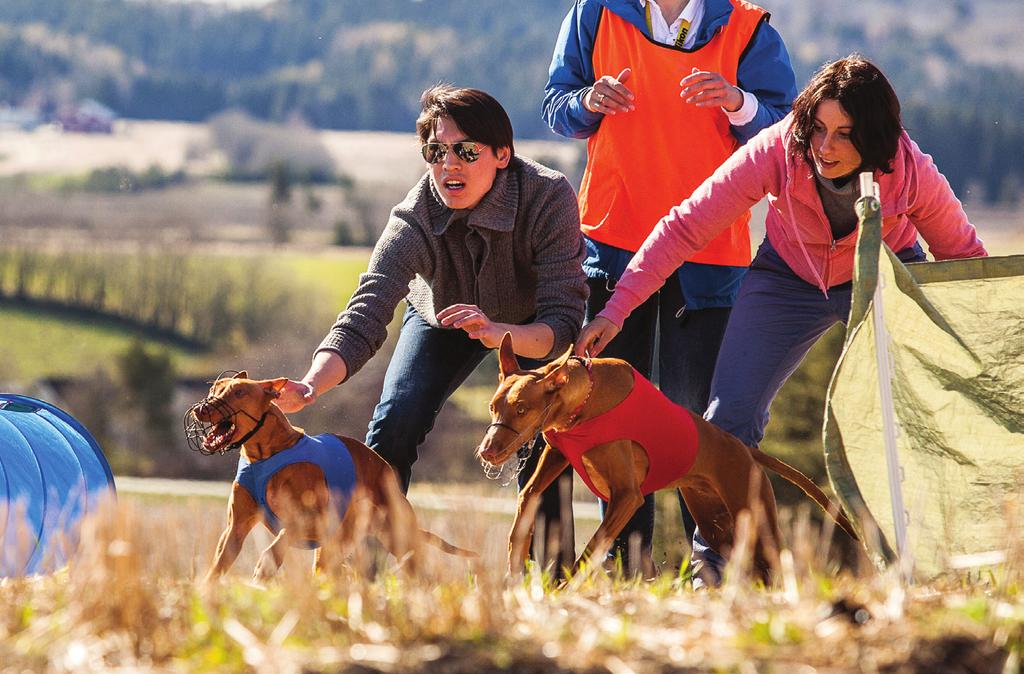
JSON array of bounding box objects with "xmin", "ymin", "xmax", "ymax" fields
[
  {"xmin": 540, "ymin": 345, "xmax": 574, "ymax": 391},
  {"xmin": 497, "ymin": 332, "xmax": 520, "ymax": 379},
  {"xmin": 553, "ymin": 344, "xmax": 574, "ymax": 367},
  {"xmin": 260, "ymin": 378, "xmax": 289, "ymax": 399},
  {"xmin": 235, "ymin": 370, "xmax": 249, "ymax": 380},
  {"xmin": 541, "ymin": 366, "xmax": 571, "ymax": 392}
]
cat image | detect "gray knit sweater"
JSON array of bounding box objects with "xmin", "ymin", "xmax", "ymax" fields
[{"xmin": 317, "ymin": 156, "xmax": 588, "ymax": 378}]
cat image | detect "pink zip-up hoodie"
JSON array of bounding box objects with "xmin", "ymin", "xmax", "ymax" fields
[{"xmin": 599, "ymin": 115, "xmax": 987, "ymax": 328}]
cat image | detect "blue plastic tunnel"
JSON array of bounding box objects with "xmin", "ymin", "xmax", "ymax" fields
[{"xmin": 0, "ymin": 394, "xmax": 116, "ymax": 576}]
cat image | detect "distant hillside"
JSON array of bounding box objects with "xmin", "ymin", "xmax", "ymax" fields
[{"xmin": 1, "ymin": 0, "xmax": 1023, "ymax": 202}]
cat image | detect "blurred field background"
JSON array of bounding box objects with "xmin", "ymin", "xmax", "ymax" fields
[
  {"xmin": 1, "ymin": 1, "xmax": 1023, "ymax": 670},
  {"xmin": 1, "ymin": 120, "xmax": 1020, "ymax": 493},
  {"xmin": 2, "ymin": 115, "xmax": 1015, "ymax": 667}
]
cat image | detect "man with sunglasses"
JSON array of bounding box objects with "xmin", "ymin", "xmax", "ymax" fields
[
  {"xmin": 543, "ymin": 0, "xmax": 796, "ymax": 581},
  {"xmin": 277, "ymin": 84, "xmax": 587, "ymax": 569}
]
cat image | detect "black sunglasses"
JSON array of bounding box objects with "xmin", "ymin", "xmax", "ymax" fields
[{"xmin": 421, "ymin": 141, "xmax": 483, "ymax": 164}]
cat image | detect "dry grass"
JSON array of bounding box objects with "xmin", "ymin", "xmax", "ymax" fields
[
  {"xmin": 1, "ymin": 493, "xmax": 1020, "ymax": 673},
  {"xmin": 0, "ymin": 120, "xmax": 579, "ymax": 187},
  {"xmin": 0, "ymin": 121, "xmax": 584, "ymax": 254},
  {"xmin": 0, "ymin": 122, "xmax": 207, "ymax": 177},
  {"xmin": 2, "ymin": 120, "xmax": 1021, "ymax": 259}
]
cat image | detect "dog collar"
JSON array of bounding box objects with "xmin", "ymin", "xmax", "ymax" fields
[
  {"xmin": 227, "ymin": 411, "xmax": 269, "ymax": 451},
  {"xmin": 563, "ymin": 355, "xmax": 593, "ymax": 429},
  {"xmin": 482, "ymin": 355, "xmax": 593, "ymax": 458}
]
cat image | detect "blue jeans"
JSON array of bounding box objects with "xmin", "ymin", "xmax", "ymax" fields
[
  {"xmin": 586, "ymin": 275, "xmax": 731, "ymax": 569},
  {"xmin": 365, "ymin": 305, "xmax": 575, "ymax": 570}
]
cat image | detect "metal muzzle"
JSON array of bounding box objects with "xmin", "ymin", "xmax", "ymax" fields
[{"xmin": 183, "ymin": 396, "xmax": 238, "ymax": 455}]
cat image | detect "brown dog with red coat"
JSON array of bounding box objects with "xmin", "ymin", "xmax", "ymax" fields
[
  {"xmin": 477, "ymin": 334, "xmax": 857, "ymax": 581},
  {"xmin": 185, "ymin": 372, "xmax": 476, "ymax": 582}
]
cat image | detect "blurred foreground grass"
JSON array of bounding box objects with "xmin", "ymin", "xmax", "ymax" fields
[{"xmin": 0, "ymin": 492, "xmax": 1020, "ymax": 673}]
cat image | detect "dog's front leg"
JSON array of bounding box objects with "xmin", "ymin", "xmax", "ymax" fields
[
  {"xmin": 507, "ymin": 446, "xmax": 569, "ymax": 576},
  {"xmin": 205, "ymin": 484, "xmax": 259, "ymax": 582},
  {"xmin": 252, "ymin": 528, "xmax": 288, "ymax": 583},
  {"xmin": 569, "ymin": 440, "xmax": 647, "ymax": 576},
  {"xmin": 572, "ymin": 488, "xmax": 645, "ymax": 576}
]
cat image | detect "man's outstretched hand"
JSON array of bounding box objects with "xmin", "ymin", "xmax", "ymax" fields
[
  {"xmin": 274, "ymin": 379, "xmax": 317, "ymax": 414},
  {"xmin": 437, "ymin": 304, "xmax": 506, "ymax": 348}
]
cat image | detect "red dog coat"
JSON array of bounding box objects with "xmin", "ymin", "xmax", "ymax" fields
[{"xmin": 544, "ymin": 367, "xmax": 698, "ymax": 500}]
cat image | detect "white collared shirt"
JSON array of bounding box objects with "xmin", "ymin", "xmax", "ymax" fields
[
  {"xmin": 639, "ymin": 0, "xmax": 704, "ymax": 48},
  {"xmin": 638, "ymin": 0, "xmax": 758, "ymax": 126}
]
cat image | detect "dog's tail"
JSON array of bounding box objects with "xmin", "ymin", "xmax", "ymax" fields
[
  {"xmin": 420, "ymin": 529, "xmax": 480, "ymax": 558},
  {"xmin": 749, "ymin": 447, "xmax": 860, "ymax": 541}
]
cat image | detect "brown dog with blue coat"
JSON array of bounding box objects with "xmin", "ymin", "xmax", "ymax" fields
[{"xmin": 185, "ymin": 371, "xmax": 477, "ymax": 582}]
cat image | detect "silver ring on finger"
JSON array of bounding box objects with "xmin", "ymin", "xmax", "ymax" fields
[{"xmin": 596, "ymin": 91, "xmax": 605, "ymax": 103}]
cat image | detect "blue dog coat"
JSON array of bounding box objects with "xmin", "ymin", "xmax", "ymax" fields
[{"xmin": 235, "ymin": 434, "xmax": 357, "ymax": 548}]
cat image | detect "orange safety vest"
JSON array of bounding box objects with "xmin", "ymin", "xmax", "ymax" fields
[{"xmin": 578, "ymin": 0, "xmax": 766, "ymax": 265}]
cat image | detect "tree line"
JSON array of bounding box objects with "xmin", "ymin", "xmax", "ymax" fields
[
  {"xmin": 0, "ymin": 248, "xmax": 311, "ymax": 348},
  {"xmin": 1, "ymin": 0, "xmax": 1022, "ymax": 204}
]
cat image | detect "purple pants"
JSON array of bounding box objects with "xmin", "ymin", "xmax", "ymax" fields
[
  {"xmin": 704, "ymin": 238, "xmax": 924, "ymax": 447},
  {"xmin": 691, "ymin": 238, "xmax": 924, "ymax": 586}
]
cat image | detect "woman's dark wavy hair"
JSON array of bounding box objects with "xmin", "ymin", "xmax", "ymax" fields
[
  {"xmin": 789, "ymin": 55, "xmax": 902, "ymax": 174},
  {"xmin": 416, "ymin": 84, "xmax": 515, "ymax": 160}
]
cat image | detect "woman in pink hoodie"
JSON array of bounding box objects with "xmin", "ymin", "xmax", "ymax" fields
[{"xmin": 577, "ymin": 55, "xmax": 987, "ymax": 583}]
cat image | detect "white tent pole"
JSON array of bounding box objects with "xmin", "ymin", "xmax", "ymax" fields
[{"xmin": 860, "ymin": 172, "xmax": 912, "ymax": 581}]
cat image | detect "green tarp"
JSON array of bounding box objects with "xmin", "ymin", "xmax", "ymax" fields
[{"xmin": 824, "ymin": 190, "xmax": 1024, "ymax": 578}]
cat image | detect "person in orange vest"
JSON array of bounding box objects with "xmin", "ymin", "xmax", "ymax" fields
[
  {"xmin": 575, "ymin": 55, "xmax": 987, "ymax": 586},
  {"xmin": 544, "ymin": 0, "xmax": 796, "ymax": 580}
]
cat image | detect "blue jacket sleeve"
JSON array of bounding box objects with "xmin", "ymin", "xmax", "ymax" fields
[
  {"xmin": 543, "ymin": 0, "xmax": 606, "ymax": 139},
  {"xmin": 731, "ymin": 18, "xmax": 797, "ymax": 144}
]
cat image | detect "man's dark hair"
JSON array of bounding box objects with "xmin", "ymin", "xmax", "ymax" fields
[
  {"xmin": 789, "ymin": 55, "xmax": 902, "ymax": 173},
  {"xmin": 416, "ymin": 84, "xmax": 515, "ymax": 159}
]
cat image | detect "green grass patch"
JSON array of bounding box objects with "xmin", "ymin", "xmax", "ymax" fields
[
  {"xmin": 0, "ymin": 303, "xmax": 211, "ymax": 380},
  {"xmin": 270, "ymin": 252, "xmax": 368, "ymax": 310},
  {"xmin": 0, "ymin": 249, "xmax": 370, "ymax": 381}
]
